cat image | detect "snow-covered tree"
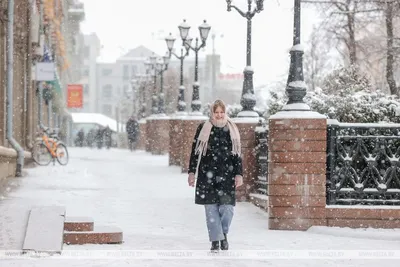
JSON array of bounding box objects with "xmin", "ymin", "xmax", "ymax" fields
[
  {"xmin": 304, "ymin": 25, "xmax": 333, "ymax": 91},
  {"xmin": 322, "ymin": 65, "xmax": 373, "ymax": 96},
  {"xmin": 266, "ymin": 85, "xmax": 400, "ymax": 123}
]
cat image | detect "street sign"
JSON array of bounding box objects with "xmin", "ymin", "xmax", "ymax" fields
[{"xmin": 36, "ymin": 62, "xmax": 55, "ymax": 81}]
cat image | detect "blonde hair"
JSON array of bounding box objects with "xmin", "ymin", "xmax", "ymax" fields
[{"xmin": 211, "ymin": 99, "xmax": 226, "ymax": 114}]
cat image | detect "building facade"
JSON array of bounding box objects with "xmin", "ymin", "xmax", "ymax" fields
[
  {"xmin": 97, "ymin": 46, "xmax": 154, "ymax": 124},
  {"xmin": 96, "ymin": 62, "xmax": 122, "ymax": 118},
  {"xmin": 81, "ymin": 33, "xmax": 101, "ymax": 113},
  {"xmin": 0, "ymin": 0, "xmax": 86, "ymax": 183},
  {"xmin": 215, "ymin": 72, "xmax": 243, "ymax": 105},
  {"xmin": 95, "ymin": 45, "xmax": 225, "ymax": 122}
]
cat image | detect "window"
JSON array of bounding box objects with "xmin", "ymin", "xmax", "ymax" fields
[
  {"xmin": 131, "ymin": 65, "xmax": 137, "ymax": 77},
  {"xmin": 83, "ymin": 85, "xmax": 89, "ymax": 95},
  {"xmin": 84, "ymin": 46, "xmax": 90, "ymax": 59},
  {"xmin": 102, "ymin": 68, "xmax": 112, "ymax": 76},
  {"xmin": 82, "ymin": 67, "xmax": 89, "ymax": 76},
  {"xmin": 102, "ymin": 104, "xmax": 112, "ymax": 116},
  {"xmin": 123, "ymin": 65, "xmax": 129, "ymax": 80},
  {"xmin": 102, "ymin": 85, "xmax": 112, "ymax": 98},
  {"xmin": 123, "ymin": 85, "xmax": 129, "ymax": 95},
  {"xmin": 83, "ymin": 103, "xmax": 90, "ymax": 112}
]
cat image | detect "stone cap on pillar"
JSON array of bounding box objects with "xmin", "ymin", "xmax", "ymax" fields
[
  {"xmin": 269, "ymin": 110, "xmax": 326, "ymax": 120},
  {"xmin": 237, "ymin": 110, "xmax": 259, "ymax": 118},
  {"xmin": 182, "ymin": 115, "xmax": 208, "ymax": 121},
  {"xmin": 170, "ymin": 112, "xmax": 188, "ymax": 119},
  {"xmin": 232, "ymin": 117, "xmax": 264, "ymax": 124},
  {"xmin": 151, "ymin": 114, "xmax": 172, "ymax": 120}
]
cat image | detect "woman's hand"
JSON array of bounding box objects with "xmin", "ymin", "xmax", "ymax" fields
[
  {"xmin": 188, "ymin": 173, "xmax": 196, "ymax": 187},
  {"xmin": 235, "ymin": 175, "xmax": 243, "ymax": 188}
]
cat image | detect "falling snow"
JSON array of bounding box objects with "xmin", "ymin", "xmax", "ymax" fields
[{"xmin": 0, "ymin": 149, "xmax": 399, "ymax": 267}]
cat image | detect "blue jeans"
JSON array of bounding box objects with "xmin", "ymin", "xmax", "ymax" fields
[{"xmin": 204, "ymin": 204, "xmax": 234, "ymax": 242}]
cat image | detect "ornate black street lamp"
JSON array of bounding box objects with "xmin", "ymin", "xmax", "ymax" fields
[
  {"xmin": 155, "ymin": 53, "xmax": 170, "ymax": 114},
  {"xmin": 130, "ymin": 77, "xmax": 138, "ymax": 117},
  {"xmin": 283, "ymin": 0, "xmax": 309, "ymax": 111},
  {"xmin": 144, "ymin": 53, "xmax": 159, "ymax": 115},
  {"xmin": 178, "ymin": 19, "xmax": 211, "ymax": 113},
  {"xmin": 165, "ymin": 33, "xmax": 191, "ymax": 113},
  {"xmin": 225, "ymin": 0, "xmax": 264, "ymax": 117},
  {"xmin": 136, "ymin": 74, "xmax": 147, "ymax": 119}
]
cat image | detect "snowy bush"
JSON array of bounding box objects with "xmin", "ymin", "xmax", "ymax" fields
[
  {"xmin": 266, "ymin": 88, "xmax": 400, "ymax": 123},
  {"xmin": 322, "ymin": 65, "xmax": 373, "ymax": 96},
  {"xmin": 264, "ymin": 66, "xmax": 400, "ymax": 123},
  {"xmin": 226, "ymin": 104, "xmax": 242, "ymax": 118},
  {"xmin": 202, "ymin": 102, "xmax": 212, "ymax": 117}
]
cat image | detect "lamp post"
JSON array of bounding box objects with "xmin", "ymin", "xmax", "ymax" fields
[
  {"xmin": 165, "ymin": 32, "xmax": 191, "ymax": 113},
  {"xmin": 138, "ymin": 75, "xmax": 147, "ymax": 119},
  {"xmin": 144, "ymin": 53, "xmax": 159, "ymax": 115},
  {"xmin": 178, "ymin": 19, "xmax": 211, "ymax": 113},
  {"xmin": 283, "ymin": 0, "xmax": 309, "ymax": 111},
  {"xmin": 225, "ymin": 0, "xmax": 264, "ymax": 117},
  {"xmin": 155, "ymin": 53, "xmax": 170, "ymax": 115},
  {"xmin": 130, "ymin": 77, "xmax": 139, "ymax": 117}
]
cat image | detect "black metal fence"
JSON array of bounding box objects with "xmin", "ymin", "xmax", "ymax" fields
[
  {"xmin": 327, "ymin": 121, "xmax": 400, "ymax": 205},
  {"xmin": 254, "ymin": 123, "xmax": 268, "ymax": 196}
]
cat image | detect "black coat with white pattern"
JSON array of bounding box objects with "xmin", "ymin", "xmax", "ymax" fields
[{"xmin": 188, "ymin": 122, "xmax": 243, "ymax": 206}]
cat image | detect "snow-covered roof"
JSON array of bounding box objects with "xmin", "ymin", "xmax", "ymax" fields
[
  {"xmin": 75, "ymin": 76, "xmax": 89, "ymax": 85},
  {"xmin": 118, "ymin": 45, "xmax": 157, "ymax": 61},
  {"xmin": 70, "ymin": 112, "xmax": 125, "ymax": 132}
]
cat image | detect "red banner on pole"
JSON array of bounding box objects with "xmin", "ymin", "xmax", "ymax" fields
[{"xmin": 67, "ymin": 84, "xmax": 83, "ymax": 108}]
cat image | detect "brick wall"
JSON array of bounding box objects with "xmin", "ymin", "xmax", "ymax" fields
[
  {"xmin": 180, "ymin": 118, "xmax": 206, "ymax": 173},
  {"xmin": 146, "ymin": 119, "xmax": 154, "ymax": 153},
  {"xmin": 169, "ymin": 118, "xmax": 182, "ymax": 166},
  {"xmin": 326, "ymin": 208, "xmax": 400, "ymax": 228},
  {"xmin": 137, "ymin": 120, "xmax": 146, "ymax": 150},
  {"xmin": 152, "ymin": 118, "xmax": 170, "ymax": 155},
  {"xmin": 234, "ymin": 122, "xmax": 258, "ymax": 202},
  {"xmin": 268, "ymin": 118, "xmax": 327, "ymax": 230}
]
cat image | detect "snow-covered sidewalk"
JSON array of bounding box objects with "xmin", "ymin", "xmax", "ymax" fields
[{"xmin": 1, "ymin": 148, "xmax": 400, "ymax": 266}]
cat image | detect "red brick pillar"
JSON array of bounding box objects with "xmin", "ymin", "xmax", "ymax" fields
[
  {"xmin": 268, "ymin": 115, "xmax": 327, "ymax": 230},
  {"xmin": 153, "ymin": 115, "xmax": 171, "ymax": 155},
  {"xmin": 169, "ymin": 113, "xmax": 186, "ymax": 166},
  {"xmin": 233, "ymin": 118, "xmax": 260, "ymax": 202},
  {"xmin": 180, "ymin": 116, "xmax": 207, "ymax": 173},
  {"xmin": 145, "ymin": 117, "xmax": 154, "ymax": 153},
  {"xmin": 137, "ymin": 119, "xmax": 146, "ymax": 150},
  {"xmin": 149, "ymin": 118, "xmax": 158, "ymax": 155}
]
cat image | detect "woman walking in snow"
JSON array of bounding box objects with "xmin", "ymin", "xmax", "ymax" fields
[{"xmin": 187, "ymin": 99, "xmax": 243, "ymax": 252}]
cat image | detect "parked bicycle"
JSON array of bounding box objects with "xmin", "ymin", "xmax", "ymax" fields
[{"xmin": 32, "ymin": 127, "xmax": 69, "ymax": 166}]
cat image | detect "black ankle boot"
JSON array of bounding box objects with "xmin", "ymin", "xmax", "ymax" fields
[
  {"xmin": 210, "ymin": 241, "xmax": 220, "ymax": 252},
  {"xmin": 221, "ymin": 234, "xmax": 229, "ymax": 250}
]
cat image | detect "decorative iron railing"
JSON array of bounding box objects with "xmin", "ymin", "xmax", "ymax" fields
[
  {"xmin": 327, "ymin": 120, "xmax": 400, "ymax": 205},
  {"xmin": 254, "ymin": 123, "xmax": 268, "ymax": 196}
]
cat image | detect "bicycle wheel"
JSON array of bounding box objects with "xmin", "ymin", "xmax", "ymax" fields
[
  {"xmin": 56, "ymin": 143, "xmax": 69, "ymax": 165},
  {"xmin": 32, "ymin": 142, "xmax": 52, "ymax": 166}
]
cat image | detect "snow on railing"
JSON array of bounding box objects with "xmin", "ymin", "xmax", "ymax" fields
[{"xmin": 327, "ymin": 121, "xmax": 400, "ymax": 205}]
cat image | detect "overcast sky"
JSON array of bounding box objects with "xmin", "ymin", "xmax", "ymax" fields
[{"xmin": 80, "ymin": 0, "xmax": 319, "ymax": 86}]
